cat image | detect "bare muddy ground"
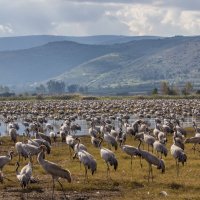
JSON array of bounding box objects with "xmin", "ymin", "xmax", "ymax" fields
[{"xmin": 0, "ymin": 188, "xmax": 121, "ymax": 200}]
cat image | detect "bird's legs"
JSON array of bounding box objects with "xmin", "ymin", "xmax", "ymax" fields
[
  {"xmin": 84, "ymin": 166, "xmax": 88, "ymax": 182},
  {"xmin": 130, "ymin": 156, "xmax": 133, "ymax": 170},
  {"xmin": 57, "ymin": 179, "xmax": 69, "ymax": 200},
  {"xmin": 148, "ymin": 164, "xmax": 151, "ymax": 183},
  {"xmin": 69, "ymin": 146, "xmax": 72, "ymax": 159},
  {"xmin": 18, "ymin": 154, "xmax": 20, "ymax": 162},
  {"xmin": 52, "ymin": 178, "xmax": 55, "ymax": 200},
  {"xmin": 139, "ymin": 157, "xmax": 143, "ymax": 168},
  {"xmin": 192, "ymin": 144, "xmax": 196, "ymax": 154},
  {"xmin": 176, "ymin": 159, "xmax": 179, "ymax": 177},
  {"xmin": 106, "ymin": 162, "xmax": 110, "ymax": 179},
  {"xmin": 150, "ymin": 165, "xmax": 153, "ymax": 182},
  {"xmin": 130, "ymin": 156, "xmax": 133, "ymax": 179}
]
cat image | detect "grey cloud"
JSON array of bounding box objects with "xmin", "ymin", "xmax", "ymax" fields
[{"xmin": 0, "ymin": 0, "xmax": 199, "ymax": 37}]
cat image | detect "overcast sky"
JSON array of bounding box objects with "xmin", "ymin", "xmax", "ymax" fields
[{"xmin": 0, "ymin": 0, "xmax": 199, "ymax": 37}]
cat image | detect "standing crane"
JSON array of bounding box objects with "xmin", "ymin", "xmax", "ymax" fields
[
  {"xmin": 77, "ymin": 149, "xmax": 97, "ymax": 181},
  {"xmin": 37, "ymin": 145, "xmax": 71, "ymax": 199},
  {"xmin": 99, "ymin": 138, "xmax": 118, "ymax": 179},
  {"xmin": 0, "ymin": 151, "xmax": 14, "ymax": 170},
  {"xmin": 16, "ymin": 161, "xmax": 33, "ymax": 188},
  {"xmin": 137, "ymin": 140, "xmax": 165, "ymax": 182},
  {"xmin": 119, "ymin": 140, "xmax": 140, "ymax": 178},
  {"xmin": 171, "ymin": 134, "xmax": 187, "ymax": 176}
]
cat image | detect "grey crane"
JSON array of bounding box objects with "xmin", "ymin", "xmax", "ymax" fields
[
  {"xmin": 185, "ymin": 136, "xmax": 200, "ymax": 154},
  {"xmin": 119, "ymin": 140, "xmax": 140, "ymax": 178},
  {"xmin": 91, "ymin": 136, "xmax": 100, "ymax": 148},
  {"xmin": 66, "ymin": 135, "xmax": 76, "ymax": 158},
  {"xmin": 36, "ymin": 130, "xmax": 51, "ymax": 145},
  {"xmin": 170, "ymin": 136, "xmax": 187, "ymax": 176},
  {"xmin": 103, "ymin": 132, "xmax": 118, "ymax": 150},
  {"xmin": 175, "ymin": 119, "xmax": 187, "ymax": 137},
  {"xmin": 135, "ymin": 132, "xmax": 155, "ymax": 152},
  {"xmin": 49, "ymin": 131, "xmax": 57, "ymax": 143},
  {"xmin": 153, "ymin": 141, "xmax": 168, "ymax": 159},
  {"xmin": 137, "ymin": 140, "xmax": 165, "ymax": 182},
  {"xmin": 37, "ymin": 145, "xmax": 71, "ymax": 200},
  {"xmin": 173, "ymin": 129, "xmax": 185, "ymax": 150},
  {"xmin": 99, "ymin": 138, "xmax": 118, "ymax": 179},
  {"xmin": 29, "ymin": 138, "xmax": 51, "ymax": 154},
  {"xmin": 15, "ymin": 142, "xmax": 29, "ymax": 161},
  {"xmin": 73, "ymin": 138, "xmax": 87, "ymax": 159},
  {"xmin": 193, "ymin": 121, "xmax": 200, "ymax": 133},
  {"xmin": 9, "ymin": 127, "xmax": 17, "ymax": 143},
  {"xmin": 16, "ymin": 161, "xmax": 32, "ymax": 188},
  {"xmin": 0, "ymin": 151, "xmax": 14, "ymax": 170},
  {"xmin": 77, "ymin": 149, "xmax": 97, "ymax": 181}
]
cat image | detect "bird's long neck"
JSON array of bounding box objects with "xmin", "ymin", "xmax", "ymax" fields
[
  {"xmin": 98, "ymin": 138, "xmax": 103, "ymax": 149},
  {"xmin": 8, "ymin": 152, "xmax": 13, "ymax": 160},
  {"xmin": 76, "ymin": 138, "xmax": 80, "ymax": 149},
  {"xmin": 37, "ymin": 151, "xmax": 45, "ymax": 165},
  {"xmin": 193, "ymin": 122, "xmax": 197, "ymax": 132},
  {"xmin": 138, "ymin": 140, "xmax": 142, "ymax": 150},
  {"xmin": 16, "ymin": 163, "xmax": 20, "ymax": 175}
]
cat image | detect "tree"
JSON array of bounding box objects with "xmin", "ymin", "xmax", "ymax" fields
[
  {"xmin": 152, "ymin": 87, "xmax": 158, "ymax": 95},
  {"xmin": 67, "ymin": 84, "xmax": 78, "ymax": 93},
  {"xmin": 78, "ymin": 86, "xmax": 89, "ymax": 94},
  {"xmin": 47, "ymin": 80, "xmax": 65, "ymax": 94},
  {"xmin": 182, "ymin": 82, "xmax": 193, "ymax": 95},
  {"xmin": 36, "ymin": 84, "xmax": 46, "ymax": 94},
  {"xmin": 160, "ymin": 81, "xmax": 170, "ymax": 95},
  {"xmin": 0, "ymin": 85, "xmax": 10, "ymax": 93}
]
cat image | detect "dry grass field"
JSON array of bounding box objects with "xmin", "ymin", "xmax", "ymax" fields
[{"xmin": 0, "ymin": 128, "xmax": 199, "ymax": 200}]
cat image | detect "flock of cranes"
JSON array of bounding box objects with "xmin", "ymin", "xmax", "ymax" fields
[{"xmin": 0, "ymin": 99, "xmax": 199, "ymax": 199}]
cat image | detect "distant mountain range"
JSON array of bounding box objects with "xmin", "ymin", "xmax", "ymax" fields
[{"xmin": 0, "ymin": 35, "xmax": 199, "ymax": 93}]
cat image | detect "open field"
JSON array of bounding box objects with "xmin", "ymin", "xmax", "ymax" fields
[{"xmin": 0, "ymin": 128, "xmax": 200, "ymax": 200}]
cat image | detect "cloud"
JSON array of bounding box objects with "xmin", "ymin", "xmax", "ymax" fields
[
  {"xmin": 106, "ymin": 4, "xmax": 200, "ymax": 36},
  {"xmin": 0, "ymin": 24, "xmax": 13, "ymax": 36},
  {"xmin": 0, "ymin": 0, "xmax": 199, "ymax": 37}
]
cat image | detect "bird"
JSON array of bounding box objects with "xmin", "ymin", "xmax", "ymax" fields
[
  {"xmin": 9, "ymin": 127, "xmax": 17, "ymax": 143},
  {"xmin": 15, "ymin": 142, "xmax": 29, "ymax": 162},
  {"xmin": 103, "ymin": 132, "xmax": 118, "ymax": 150},
  {"xmin": 73, "ymin": 138, "xmax": 87, "ymax": 159},
  {"xmin": 91, "ymin": 136, "xmax": 100, "ymax": 148},
  {"xmin": 135, "ymin": 132, "xmax": 155, "ymax": 152},
  {"xmin": 119, "ymin": 139, "xmax": 140, "ymax": 178},
  {"xmin": 99, "ymin": 138, "xmax": 118, "ymax": 179},
  {"xmin": 170, "ymin": 136, "xmax": 187, "ymax": 176},
  {"xmin": 36, "ymin": 130, "xmax": 51, "ymax": 145},
  {"xmin": 173, "ymin": 129, "xmax": 185, "ymax": 150},
  {"xmin": 0, "ymin": 151, "xmax": 14, "ymax": 170},
  {"xmin": 137, "ymin": 140, "xmax": 165, "ymax": 182},
  {"xmin": 22, "ymin": 143, "xmax": 41, "ymax": 158},
  {"xmin": 49, "ymin": 131, "xmax": 57, "ymax": 143},
  {"xmin": 153, "ymin": 141, "xmax": 168, "ymax": 159},
  {"xmin": 184, "ymin": 136, "xmax": 200, "ymax": 154},
  {"xmin": 193, "ymin": 121, "xmax": 200, "ymax": 134},
  {"xmin": 29, "ymin": 138, "xmax": 51, "ymax": 154},
  {"xmin": 37, "ymin": 145, "xmax": 71, "ymax": 199},
  {"xmin": 175, "ymin": 119, "xmax": 187, "ymax": 137},
  {"xmin": 16, "ymin": 160, "xmax": 33, "ymax": 188},
  {"xmin": 66, "ymin": 135, "xmax": 76, "ymax": 158},
  {"xmin": 77, "ymin": 149, "xmax": 97, "ymax": 181}
]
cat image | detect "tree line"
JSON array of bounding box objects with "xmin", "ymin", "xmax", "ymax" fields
[
  {"xmin": 152, "ymin": 81, "xmax": 196, "ymax": 95},
  {"xmin": 35, "ymin": 80, "xmax": 88, "ymax": 94}
]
